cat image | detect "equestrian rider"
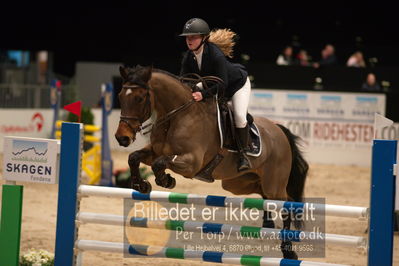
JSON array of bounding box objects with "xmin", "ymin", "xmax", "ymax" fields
[{"xmin": 179, "ymin": 18, "xmax": 252, "ymax": 172}]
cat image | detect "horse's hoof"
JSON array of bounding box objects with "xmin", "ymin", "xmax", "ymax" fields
[
  {"xmin": 281, "ymin": 242, "xmax": 298, "ymax": 260},
  {"xmin": 132, "ymin": 180, "xmax": 152, "ymax": 194},
  {"xmin": 139, "ymin": 180, "xmax": 152, "ymax": 193},
  {"xmin": 155, "ymin": 176, "xmax": 163, "ymax": 186},
  {"xmin": 283, "ymin": 251, "xmax": 298, "ymax": 260},
  {"xmin": 166, "ymin": 177, "xmax": 176, "ymax": 189},
  {"xmin": 155, "ymin": 174, "xmax": 175, "ymax": 189}
]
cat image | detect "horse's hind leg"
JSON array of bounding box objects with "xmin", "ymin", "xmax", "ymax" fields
[
  {"xmin": 128, "ymin": 146, "xmax": 153, "ymax": 193},
  {"xmin": 259, "ymin": 175, "xmax": 298, "ymax": 259},
  {"xmin": 261, "ymin": 195, "xmax": 298, "ymax": 260},
  {"xmin": 261, "ymin": 202, "xmax": 275, "ymax": 228},
  {"xmin": 280, "ymin": 213, "xmax": 298, "ymax": 260},
  {"xmin": 222, "ymin": 177, "xmax": 276, "ymax": 229},
  {"xmin": 222, "ymin": 175, "xmax": 297, "ymax": 259}
]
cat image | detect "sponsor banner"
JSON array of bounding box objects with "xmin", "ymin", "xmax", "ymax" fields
[
  {"xmin": 250, "ymin": 90, "xmax": 385, "ymax": 122},
  {"xmin": 280, "ymin": 120, "xmax": 374, "ymax": 165},
  {"xmin": 380, "ymin": 123, "xmax": 399, "ymax": 140},
  {"xmin": 3, "ymin": 136, "xmax": 59, "ymax": 183},
  {"xmin": 0, "ymin": 109, "xmax": 54, "ymax": 150},
  {"xmin": 0, "ymin": 93, "xmax": 390, "ymax": 167},
  {"xmin": 249, "ymin": 89, "xmax": 386, "ymax": 166},
  {"xmin": 281, "ymin": 120, "xmax": 374, "ymax": 144},
  {"xmin": 0, "ymin": 109, "xmax": 148, "ymax": 153}
]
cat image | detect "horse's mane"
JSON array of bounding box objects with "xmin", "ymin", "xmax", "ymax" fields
[
  {"xmin": 153, "ymin": 68, "xmax": 180, "ymax": 80},
  {"xmin": 125, "ymin": 65, "xmax": 179, "ymax": 82},
  {"xmin": 125, "ymin": 65, "xmax": 191, "ymax": 91}
]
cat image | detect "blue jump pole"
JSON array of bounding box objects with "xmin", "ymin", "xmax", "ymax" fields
[
  {"xmin": 54, "ymin": 123, "xmax": 83, "ymax": 266},
  {"xmin": 368, "ymin": 140, "xmax": 397, "ymax": 266},
  {"xmin": 100, "ymin": 83, "xmax": 114, "ymax": 186}
]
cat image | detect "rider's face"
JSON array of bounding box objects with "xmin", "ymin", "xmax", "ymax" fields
[{"xmin": 186, "ymin": 35, "xmax": 203, "ymax": 51}]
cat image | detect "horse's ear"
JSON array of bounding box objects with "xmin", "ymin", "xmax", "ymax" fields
[
  {"xmin": 119, "ymin": 66, "xmax": 128, "ymax": 80},
  {"xmin": 141, "ymin": 66, "xmax": 153, "ymax": 83}
]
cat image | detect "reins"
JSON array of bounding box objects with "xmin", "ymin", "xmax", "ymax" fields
[
  {"xmin": 179, "ymin": 73, "xmax": 224, "ymax": 95},
  {"xmin": 119, "ymin": 74, "xmax": 225, "ymax": 135}
]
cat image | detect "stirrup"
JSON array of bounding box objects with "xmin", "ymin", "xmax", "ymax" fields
[
  {"xmin": 237, "ymin": 153, "xmax": 252, "ymax": 172},
  {"xmin": 193, "ymin": 174, "xmax": 215, "ymax": 183},
  {"xmin": 193, "ymin": 153, "xmax": 224, "ymax": 183}
]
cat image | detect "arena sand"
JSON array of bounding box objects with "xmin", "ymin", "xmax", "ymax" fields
[{"xmin": 1, "ymin": 151, "xmax": 398, "ymax": 266}]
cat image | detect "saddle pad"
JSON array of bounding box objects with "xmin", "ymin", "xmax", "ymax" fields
[{"xmin": 216, "ymin": 102, "xmax": 262, "ymax": 157}]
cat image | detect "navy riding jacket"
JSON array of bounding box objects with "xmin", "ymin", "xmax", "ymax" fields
[{"xmin": 180, "ymin": 42, "xmax": 248, "ymax": 99}]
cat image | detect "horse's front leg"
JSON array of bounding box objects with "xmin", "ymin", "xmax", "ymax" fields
[
  {"xmin": 152, "ymin": 153, "xmax": 201, "ymax": 189},
  {"xmin": 128, "ymin": 146, "xmax": 153, "ymax": 193}
]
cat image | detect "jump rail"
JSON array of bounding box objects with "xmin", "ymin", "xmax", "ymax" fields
[
  {"xmin": 78, "ymin": 185, "xmax": 369, "ymax": 219},
  {"xmin": 54, "ymin": 123, "xmax": 397, "ymax": 266},
  {"xmin": 77, "ymin": 212, "xmax": 367, "ymax": 248}
]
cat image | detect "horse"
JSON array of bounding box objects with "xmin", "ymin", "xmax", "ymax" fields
[{"xmin": 114, "ymin": 65, "xmax": 309, "ymax": 260}]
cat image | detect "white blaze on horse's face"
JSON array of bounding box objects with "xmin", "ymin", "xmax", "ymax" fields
[{"xmin": 125, "ymin": 89, "xmax": 132, "ymax": 96}]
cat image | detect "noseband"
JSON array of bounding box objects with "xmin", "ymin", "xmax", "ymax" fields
[{"xmin": 119, "ymin": 84, "xmax": 153, "ymax": 134}]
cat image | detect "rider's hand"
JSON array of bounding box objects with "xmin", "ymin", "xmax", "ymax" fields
[
  {"xmin": 192, "ymin": 82, "xmax": 203, "ymax": 92},
  {"xmin": 192, "ymin": 91, "xmax": 203, "ymax": 101}
]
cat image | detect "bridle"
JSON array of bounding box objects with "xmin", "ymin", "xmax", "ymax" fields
[
  {"xmin": 119, "ymin": 74, "xmax": 224, "ymax": 135},
  {"xmin": 119, "ymin": 84, "xmax": 153, "ymax": 134},
  {"xmin": 119, "ymin": 83, "xmax": 196, "ymax": 136}
]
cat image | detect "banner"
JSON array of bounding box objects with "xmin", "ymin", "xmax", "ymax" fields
[{"xmin": 249, "ymin": 89, "xmax": 386, "ymax": 166}]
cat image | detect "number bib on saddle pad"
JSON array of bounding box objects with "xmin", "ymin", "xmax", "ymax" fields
[{"xmin": 216, "ymin": 101, "xmax": 262, "ymax": 157}]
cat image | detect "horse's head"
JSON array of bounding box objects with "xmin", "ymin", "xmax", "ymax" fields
[{"xmin": 115, "ymin": 65, "xmax": 153, "ymax": 147}]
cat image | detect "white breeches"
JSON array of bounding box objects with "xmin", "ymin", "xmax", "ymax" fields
[
  {"xmin": 197, "ymin": 77, "xmax": 251, "ymax": 128},
  {"xmin": 231, "ymin": 77, "xmax": 251, "ymax": 128}
]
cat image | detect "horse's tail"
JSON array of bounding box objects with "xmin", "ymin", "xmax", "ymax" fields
[
  {"xmin": 278, "ymin": 124, "xmax": 308, "ymax": 229},
  {"xmin": 277, "ymin": 124, "xmax": 309, "ymax": 204}
]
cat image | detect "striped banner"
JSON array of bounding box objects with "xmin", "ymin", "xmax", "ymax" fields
[{"xmin": 79, "ymin": 185, "xmax": 368, "ymax": 219}]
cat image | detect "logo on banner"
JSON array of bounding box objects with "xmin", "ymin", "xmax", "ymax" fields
[
  {"xmin": 353, "ymin": 96, "xmax": 379, "ymax": 117},
  {"xmin": 317, "ymin": 95, "xmax": 344, "ymax": 116},
  {"xmin": 32, "ymin": 113, "xmax": 44, "ymax": 131},
  {"xmin": 251, "ymin": 93, "xmax": 275, "ymax": 113},
  {"xmin": 11, "ymin": 140, "xmax": 48, "ymax": 163},
  {"xmin": 0, "ymin": 112, "xmax": 44, "ymax": 134},
  {"xmin": 3, "ymin": 137, "xmax": 59, "ymax": 184},
  {"xmin": 283, "ymin": 94, "xmax": 309, "ymax": 114}
]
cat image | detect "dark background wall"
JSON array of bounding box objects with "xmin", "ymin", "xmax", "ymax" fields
[
  {"xmin": 1, "ymin": 2, "xmax": 398, "ymax": 76},
  {"xmin": 1, "ymin": 2, "xmax": 398, "ymax": 120}
]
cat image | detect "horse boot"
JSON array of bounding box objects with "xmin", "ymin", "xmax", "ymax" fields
[{"xmin": 236, "ymin": 125, "xmax": 252, "ymax": 172}]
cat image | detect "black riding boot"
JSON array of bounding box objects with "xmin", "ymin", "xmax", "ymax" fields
[{"xmin": 236, "ymin": 126, "xmax": 252, "ymax": 172}]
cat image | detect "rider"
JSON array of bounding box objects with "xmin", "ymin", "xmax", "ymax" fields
[{"xmin": 179, "ymin": 18, "xmax": 252, "ymax": 172}]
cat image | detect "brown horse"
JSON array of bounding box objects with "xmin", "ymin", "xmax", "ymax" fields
[{"xmin": 115, "ymin": 65, "xmax": 308, "ymax": 259}]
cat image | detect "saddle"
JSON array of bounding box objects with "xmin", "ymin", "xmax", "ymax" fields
[
  {"xmin": 217, "ymin": 100, "xmax": 262, "ymax": 157},
  {"xmin": 179, "ymin": 73, "xmax": 261, "ymax": 183}
]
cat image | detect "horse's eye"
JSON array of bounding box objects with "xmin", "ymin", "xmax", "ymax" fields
[{"xmin": 134, "ymin": 96, "xmax": 144, "ymax": 104}]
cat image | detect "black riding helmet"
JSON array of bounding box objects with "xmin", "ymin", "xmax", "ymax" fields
[{"xmin": 179, "ymin": 18, "xmax": 210, "ymax": 36}]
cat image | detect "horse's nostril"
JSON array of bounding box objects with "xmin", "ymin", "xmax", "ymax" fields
[{"xmin": 115, "ymin": 136, "xmax": 130, "ymax": 146}]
